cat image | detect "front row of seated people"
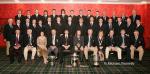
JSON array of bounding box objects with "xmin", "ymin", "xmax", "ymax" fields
[{"xmin": 9, "ymin": 28, "xmax": 144, "ymax": 64}]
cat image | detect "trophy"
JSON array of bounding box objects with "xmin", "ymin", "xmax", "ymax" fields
[
  {"xmin": 93, "ymin": 55, "xmax": 99, "ymax": 67},
  {"xmin": 71, "ymin": 52, "xmax": 79, "ymax": 67},
  {"xmin": 48, "ymin": 56, "xmax": 56, "ymax": 66}
]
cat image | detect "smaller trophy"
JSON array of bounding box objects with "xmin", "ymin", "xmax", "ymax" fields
[
  {"xmin": 93, "ymin": 55, "xmax": 99, "ymax": 67},
  {"xmin": 49, "ymin": 56, "xmax": 56, "ymax": 66},
  {"xmin": 71, "ymin": 52, "xmax": 79, "ymax": 67}
]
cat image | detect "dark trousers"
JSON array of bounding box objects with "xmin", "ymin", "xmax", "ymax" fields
[
  {"xmin": 121, "ymin": 47, "xmax": 130, "ymax": 62},
  {"xmin": 9, "ymin": 46, "xmax": 23, "ymax": 64},
  {"xmin": 59, "ymin": 46, "xmax": 72, "ymax": 63}
]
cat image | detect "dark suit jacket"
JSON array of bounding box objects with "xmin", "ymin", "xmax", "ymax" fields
[
  {"xmin": 117, "ymin": 35, "xmax": 130, "ymax": 47},
  {"xmin": 95, "ymin": 37, "xmax": 106, "ymax": 50},
  {"xmin": 42, "ymin": 15, "xmax": 49, "ymax": 24},
  {"xmin": 76, "ymin": 23, "xmax": 87, "ymax": 36},
  {"xmin": 31, "ymin": 14, "xmax": 42, "ymax": 22},
  {"xmin": 54, "ymin": 22, "xmax": 65, "ymax": 36},
  {"xmin": 45, "ymin": 22, "xmax": 55, "ymax": 36},
  {"xmin": 10, "ymin": 34, "xmax": 24, "ymax": 47},
  {"xmin": 130, "ymin": 36, "xmax": 145, "ymax": 48},
  {"xmin": 77, "ymin": 15, "xmax": 86, "ymax": 23},
  {"xmin": 129, "ymin": 15, "xmax": 141, "ymax": 24},
  {"xmin": 135, "ymin": 24, "xmax": 144, "ymax": 37},
  {"xmin": 85, "ymin": 15, "xmax": 93, "ymax": 24},
  {"xmin": 30, "ymin": 25, "xmax": 38, "ymax": 38},
  {"xmin": 69, "ymin": 15, "xmax": 77, "ymax": 24},
  {"xmin": 59, "ymin": 15, "xmax": 68, "ymax": 24},
  {"xmin": 60, "ymin": 35, "xmax": 73, "ymax": 46},
  {"xmin": 50, "ymin": 15, "xmax": 58, "ymax": 23},
  {"xmin": 36, "ymin": 24, "xmax": 46, "ymax": 36},
  {"xmin": 65, "ymin": 22, "xmax": 76, "ymax": 36},
  {"xmin": 22, "ymin": 23, "xmax": 31, "ymax": 35},
  {"xmin": 96, "ymin": 23, "xmax": 107, "ymax": 36},
  {"xmin": 94, "ymin": 16, "xmax": 101, "ymax": 24},
  {"xmin": 111, "ymin": 16, "xmax": 118, "ymax": 24},
  {"xmin": 125, "ymin": 23, "xmax": 135, "ymax": 37},
  {"xmin": 84, "ymin": 36, "xmax": 96, "ymax": 47},
  {"xmin": 121, "ymin": 16, "xmax": 127, "ymax": 24},
  {"xmin": 47, "ymin": 35, "xmax": 60, "ymax": 47},
  {"xmin": 73, "ymin": 36, "xmax": 84, "ymax": 47},
  {"xmin": 114, "ymin": 22, "xmax": 126, "ymax": 36},
  {"xmin": 3, "ymin": 24, "xmax": 15, "ymax": 41},
  {"xmin": 23, "ymin": 34, "xmax": 37, "ymax": 47},
  {"xmin": 102, "ymin": 16, "xmax": 109, "ymax": 24},
  {"xmin": 105, "ymin": 36, "xmax": 117, "ymax": 47},
  {"xmin": 87, "ymin": 23, "xmax": 97, "ymax": 36},
  {"xmin": 15, "ymin": 15, "xmax": 25, "ymax": 24}
]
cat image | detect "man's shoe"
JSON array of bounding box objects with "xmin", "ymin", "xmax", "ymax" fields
[
  {"xmin": 25, "ymin": 60, "xmax": 28, "ymax": 64},
  {"xmin": 32, "ymin": 59, "xmax": 35, "ymax": 64}
]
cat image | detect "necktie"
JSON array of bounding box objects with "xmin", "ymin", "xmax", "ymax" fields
[
  {"xmin": 52, "ymin": 36, "xmax": 55, "ymax": 45},
  {"xmin": 29, "ymin": 36, "xmax": 32, "ymax": 45},
  {"xmin": 88, "ymin": 36, "xmax": 91, "ymax": 47},
  {"xmin": 65, "ymin": 36, "xmax": 68, "ymax": 45},
  {"xmin": 122, "ymin": 36, "xmax": 125, "ymax": 45},
  {"xmin": 15, "ymin": 35, "xmax": 19, "ymax": 45}
]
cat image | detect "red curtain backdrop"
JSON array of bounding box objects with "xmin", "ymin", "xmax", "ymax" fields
[{"xmin": 0, "ymin": 4, "xmax": 149, "ymax": 49}]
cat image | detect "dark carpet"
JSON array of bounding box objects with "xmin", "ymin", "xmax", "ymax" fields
[{"xmin": 0, "ymin": 48, "xmax": 149, "ymax": 74}]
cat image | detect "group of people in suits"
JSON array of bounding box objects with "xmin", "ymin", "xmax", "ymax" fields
[{"xmin": 3, "ymin": 9, "xmax": 144, "ymax": 64}]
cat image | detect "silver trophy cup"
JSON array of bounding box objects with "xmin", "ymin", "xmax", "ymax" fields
[
  {"xmin": 49, "ymin": 56, "xmax": 56, "ymax": 66},
  {"xmin": 93, "ymin": 55, "xmax": 99, "ymax": 66},
  {"xmin": 71, "ymin": 52, "xmax": 79, "ymax": 67}
]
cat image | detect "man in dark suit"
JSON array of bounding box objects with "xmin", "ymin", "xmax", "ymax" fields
[
  {"xmin": 105, "ymin": 30, "xmax": 122, "ymax": 61},
  {"xmin": 59, "ymin": 29, "xmax": 73, "ymax": 63},
  {"xmin": 76, "ymin": 18, "xmax": 87, "ymax": 36},
  {"xmin": 42, "ymin": 10, "xmax": 49, "ymax": 24},
  {"xmin": 111, "ymin": 11, "xmax": 118, "ymax": 25},
  {"xmin": 37, "ymin": 20, "xmax": 46, "ymax": 36},
  {"xmin": 121, "ymin": 12, "xmax": 127, "ymax": 24},
  {"xmin": 22, "ymin": 18, "xmax": 31, "ymax": 35},
  {"xmin": 105, "ymin": 18, "xmax": 115, "ymax": 36},
  {"xmin": 85, "ymin": 10, "xmax": 93, "ymax": 24},
  {"xmin": 102, "ymin": 11, "xmax": 109, "ymax": 24},
  {"xmin": 69, "ymin": 10, "xmax": 77, "ymax": 24},
  {"xmin": 45, "ymin": 17, "xmax": 55, "ymax": 37},
  {"xmin": 54, "ymin": 17, "xmax": 65, "ymax": 36},
  {"xmin": 14, "ymin": 19, "xmax": 24, "ymax": 35},
  {"xmin": 130, "ymin": 30, "xmax": 144, "ymax": 63},
  {"xmin": 84, "ymin": 29, "xmax": 98, "ymax": 60},
  {"xmin": 23, "ymin": 29, "xmax": 37, "ymax": 64},
  {"xmin": 135, "ymin": 19, "xmax": 144, "ymax": 37},
  {"xmin": 50, "ymin": 9, "xmax": 58, "ymax": 23},
  {"xmin": 9, "ymin": 29, "xmax": 23, "ymax": 63},
  {"xmin": 3, "ymin": 18, "xmax": 15, "ymax": 56},
  {"xmin": 114, "ymin": 17, "xmax": 126, "ymax": 36},
  {"xmin": 87, "ymin": 16, "xmax": 97, "ymax": 36},
  {"xmin": 129, "ymin": 9, "xmax": 141, "ymax": 24},
  {"xmin": 125, "ymin": 18, "xmax": 135, "ymax": 37},
  {"xmin": 73, "ymin": 30, "xmax": 84, "ymax": 61},
  {"xmin": 60, "ymin": 9, "xmax": 68, "ymax": 24},
  {"xmin": 117, "ymin": 29, "xmax": 130, "ymax": 61},
  {"xmin": 47, "ymin": 29, "xmax": 60, "ymax": 57},
  {"xmin": 96, "ymin": 18, "xmax": 107, "ymax": 37},
  {"xmin": 24, "ymin": 10, "xmax": 32, "ymax": 23},
  {"xmin": 94, "ymin": 11, "xmax": 101, "ymax": 25},
  {"xmin": 31, "ymin": 9, "xmax": 42, "ymax": 23},
  {"xmin": 77, "ymin": 9, "xmax": 86, "ymax": 24},
  {"xmin": 15, "ymin": 9, "xmax": 25, "ymax": 24},
  {"xmin": 30, "ymin": 19, "xmax": 38, "ymax": 39},
  {"xmin": 65, "ymin": 16, "xmax": 76, "ymax": 36}
]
